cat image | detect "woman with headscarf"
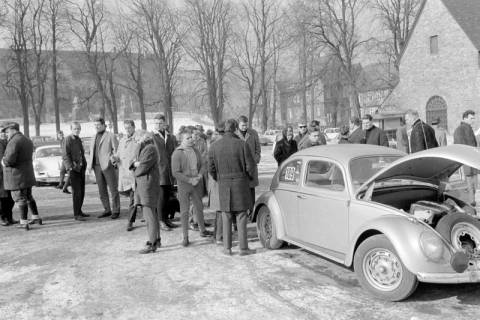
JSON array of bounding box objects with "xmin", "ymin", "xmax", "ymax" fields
[
  {"xmin": 273, "ymin": 126, "xmax": 298, "ymax": 166},
  {"xmin": 130, "ymin": 131, "xmax": 161, "ymax": 254}
]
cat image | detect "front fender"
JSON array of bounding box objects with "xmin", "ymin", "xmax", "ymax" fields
[
  {"xmin": 253, "ymin": 191, "xmax": 286, "ymax": 240},
  {"xmin": 346, "ymin": 215, "xmax": 456, "ymax": 275}
]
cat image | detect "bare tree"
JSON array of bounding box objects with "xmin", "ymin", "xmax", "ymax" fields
[
  {"xmin": 246, "ymin": 0, "xmax": 283, "ymax": 131},
  {"xmin": 230, "ymin": 8, "xmax": 261, "ymax": 128},
  {"xmin": 46, "ymin": 0, "xmax": 68, "ymax": 133},
  {"xmin": 68, "ymin": 0, "xmax": 120, "ymax": 132},
  {"xmin": 129, "ymin": 0, "xmax": 182, "ymax": 128},
  {"xmin": 114, "ymin": 17, "xmax": 148, "ymax": 130},
  {"xmin": 372, "ymin": 0, "xmax": 421, "ymax": 71},
  {"xmin": 308, "ymin": 0, "xmax": 370, "ymax": 118},
  {"xmin": 3, "ymin": 0, "xmax": 32, "ymax": 137},
  {"xmin": 184, "ymin": 0, "xmax": 232, "ymax": 127},
  {"xmin": 25, "ymin": 0, "xmax": 50, "ymax": 136}
]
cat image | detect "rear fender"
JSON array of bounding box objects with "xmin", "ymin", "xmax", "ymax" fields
[{"xmin": 253, "ymin": 191, "xmax": 286, "ymax": 240}]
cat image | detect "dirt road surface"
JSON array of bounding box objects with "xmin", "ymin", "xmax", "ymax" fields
[{"xmin": 1, "ymin": 146, "xmax": 479, "ymax": 319}]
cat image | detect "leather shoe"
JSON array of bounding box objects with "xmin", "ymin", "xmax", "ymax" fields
[
  {"xmin": 55, "ymin": 184, "xmax": 63, "ymax": 189},
  {"xmin": 30, "ymin": 218, "xmax": 43, "ymax": 225},
  {"xmin": 62, "ymin": 189, "xmax": 71, "ymax": 194},
  {"xmin": 74, "ymin": 216, "xmax": 86, "ymax": 221},
  {"xmin": 222, "ymin": 248, "xmax": 232, "ymax": 256},
  {"xmin": 126, "ymin": 222, "xmax": 134, "ymax": 231},
  {"xmin": 111, "ymin": 212, "xmax": 120, "ymax": 219},
  {"xmin": 17, "ymin": 223, "xmax": 29, "ymax": 231},
  {"xmin": 8, "ymin": 219, "xmax": 18, "ymax": 225},
  {"xmin": 79, "ymin": 212, "xmax": 90, "ymax": 217},
  {"xmin": 1, "ymin": 219, "xmax": 10, "ymax": 226},
  {"xmin": 160, "ymin": 221, "xmax": 171, "ymax": 231},
  {"xmin": 165, "ymin": 220, "xmax": 179, "ymax": 228},
  {"xmin": 239, "ymin": 249, "xmax": 255, "ymax": 256},
  {"xmin": 200, "ymin": 230, "xmax": 213, "ymax": 237},
  {"xmin": 139, "ymin": 243, "xmax": 156, "ymax": 254},
  {"xmin": 98, "ymin": 211, "xmax": 112, "ymax": 218},
  {"xmin": 182, "ymin": 238, "xmax": 189, "ymax": 247}
]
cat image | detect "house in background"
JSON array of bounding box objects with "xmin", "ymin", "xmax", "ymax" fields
[{"xmin": 383, "ymin": 0, "xmax": 480, "ymax": 131}]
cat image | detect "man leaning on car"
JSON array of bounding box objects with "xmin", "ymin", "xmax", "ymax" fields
[
  {"xmin": 63, "ymin": 122, "xmax": 89, "ymax": 221},
  {"xmin": 453, "ymin": 110, "xmax": 478, "ymax": 207}
]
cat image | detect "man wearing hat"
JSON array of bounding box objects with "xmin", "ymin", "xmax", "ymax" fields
[
  {"xmin": 431, "ymin": 117, "xmax": 447, "ymax": 147},
  {"xmin": 1, "ymin": 122, "xmax": 41, "ymax": 230},
  {"xmin": 0, "ymin": 127, "xmax": 15, "ymax": 226}
]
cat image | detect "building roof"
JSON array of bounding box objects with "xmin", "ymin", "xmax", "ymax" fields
[{"xmin": 441, "ymin": 0, "xmax": 480, "ymax": 50}]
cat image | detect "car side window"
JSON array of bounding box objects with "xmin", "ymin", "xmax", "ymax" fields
[
  {"xmin": 279, "ymin": 159, "xmax": 302, "ymax": 185},
  {"xmin": 305, "ymin": 160, "xmax": 345, "ymax": 191}
]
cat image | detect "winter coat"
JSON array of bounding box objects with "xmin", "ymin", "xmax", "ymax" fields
[
  {"xmin": 365, "ymin": 126, "xmax": 389, "ymax": 147},
  {"xmin": 338, "ymin": 137, "xmax": 350, "ymax": 144},
  {"xmin": 2, "ymin": 132, "xmax": 36, "ymax": 190},
  {"xmin": 207, "ymin": 136, "xmax": 222, "ymax": 211},
  {"xmin": 171, "ymin": 146, "xmax": 205, "ymax": 196},
  {"xmin": 152, "ymin": 130, "xmax": 177, "ymax": 185},
  {"xmin": 0, "ymin": 139, "xmax": 9, "ymax": 197},
  {"xmin": 294, "ymin": 133, "xmax": 307, "ymax": 146},
  {"xmin": 208, "ymin": 132, "xmax": 255, "ymax": 212},
  {"xmin": 396, "ymin": 126, "xmax": 409, "ymax": 153},
  {"xmin": 454, "ymin": 122, "xmax": 478, "ymax": 176},
  {"xmin": 114, "ymin": 134, "xmax": 140, "ymax": 192},
  {"xmin": 408, "ymin": 119, "xmax": 438, "ymax": 153},
  {"xmin": 348, "ymin": 127, "xmax": 365, "ymax": 144},
  {"xmin": 236, "ymin": 128, "xmax": 261, "ymax": 187},
  {"xmin": 133, "ymin": 142, "xmax": 160, "ymax": 208},
  {"xmin": 273, "ymin": 138, "xmax": 298, "ymax": 166}
]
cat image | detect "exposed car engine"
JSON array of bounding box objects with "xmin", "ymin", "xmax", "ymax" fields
[{"xmin": 409, "ymin": 198, "xmax": 475, "ymax": 227}]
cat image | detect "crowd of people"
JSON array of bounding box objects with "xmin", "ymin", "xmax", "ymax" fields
[
  {"xmin": 0, "ymin": 114, "xmax": 262, "ymax": 256},
  {"xmin": 0, "ymin": 109, "xmax": 478, "ymax": 252}
]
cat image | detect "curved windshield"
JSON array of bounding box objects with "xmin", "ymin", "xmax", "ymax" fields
[
  {"xmin": 350, "ymin": 156, "xmax": 402, "ymax": 191},
  {"xmin": 36, "ymin": 147, "xmax": 62, "ymax": 158}
]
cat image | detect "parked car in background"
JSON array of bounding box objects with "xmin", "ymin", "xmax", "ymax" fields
[
  {"xmin": 263, "ymin": 129, "xmax": 282, "ymax": 144},
  {"xmin": 31, "ymin": 136, "xmax": 56, "ymax": 148},
  {"xmin": 324, "ymin": 127, "xmax": 340, "ymax": 142},
  {"xmin": 253, "ymin": 144, "xmax": 480, "ymax": 301},
  {"xmin": 259, "ymin": 135, "xmax": 273, "ymax": 146},
  {"xmin": 33, "ymin": 143, "xmax": 95, "ymax": 186}
]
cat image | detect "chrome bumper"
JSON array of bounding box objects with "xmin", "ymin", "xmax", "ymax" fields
[{"xmin": 417, "ymin": 269, "xmax": 480, "ymax": 283}]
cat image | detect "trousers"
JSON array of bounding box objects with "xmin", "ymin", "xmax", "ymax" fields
[
  {"xmin": 143, "ymin": 206, "xmax": 159, "ymax": 245},
  {"xmin": 70, "ymin": 170, "xmax": 85, "ymax": 217},
  {"xmin": 222, "ymin": 211, "xmax": 248, "ymax": 250},
  {"xmin": 178, "ymin": 182, "xmax": 206, "ymax": 239},
  {"xmin": 93, "ymin": 164, "xmax": 120, "ymax": 214}
]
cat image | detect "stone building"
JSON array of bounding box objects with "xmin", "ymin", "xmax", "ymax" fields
[{"xmin": 384, "ymin": 0, "xmax": 480, "ymax": 131}]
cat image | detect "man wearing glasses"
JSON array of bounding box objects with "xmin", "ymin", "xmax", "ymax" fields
[{"xmin": 295, "ymin": 123, "xmax": 309, "ymax": 146}]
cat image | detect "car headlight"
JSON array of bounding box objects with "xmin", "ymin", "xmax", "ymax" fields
[{"xmin": 419, "ymin": 231, "xmax": 446, "ymax": 262}]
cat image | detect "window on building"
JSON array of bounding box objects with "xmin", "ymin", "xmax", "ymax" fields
[{"xmin": 430, "ymin": 35, "xmax": 438, "ymax": 55}]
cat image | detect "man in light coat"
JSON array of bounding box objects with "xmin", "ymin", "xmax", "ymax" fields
[
  {"xmin": 88, "ymin": 117, "xmax": 120, "ymax": 219},
  {"xmin": 236, "ymin": 115, "xmax": 261, "ymax": 215},
  {"xmin": 112, "ymin": 120, "xmax": 140, "ymax": 230}
]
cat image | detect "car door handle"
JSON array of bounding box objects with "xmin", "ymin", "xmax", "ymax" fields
[{"xmin": 297, "ymin": 195, "xmax": 307, "ymax": 199}]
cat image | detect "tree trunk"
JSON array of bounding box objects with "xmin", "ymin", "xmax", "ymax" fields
[
  {"xmin": 137, "ymin": 67, "xmax": 146, "ymax": 130},
  {"xmin": 108, "ymin": 72, "xmax": 118, "ymax": 134},
  {"xmin": 248, "ymin": 86, "xmax": 254, "ymax": 128},
  {"xmin": 16, "ymin": 50, "xmax": 30, "ymax": 138},
  {"xmin": 52, "ymin": 27, "xmax": 60, "ymax": 132},
  {"xmin": 35, "ymin": 112, "xmax": 41, "ymax": 136},
  {"xmin": 310, "ymin": 84, "xmax": 315, "ymax": 120}
]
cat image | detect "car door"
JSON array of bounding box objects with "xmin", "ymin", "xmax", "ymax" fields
[
  {"xmin": 298, "ymin": 159, "xmax": 349, "ymax": 259},
  {"xmin": 275, "ymin": 158, "xmax": 303, "ymax": 240}
]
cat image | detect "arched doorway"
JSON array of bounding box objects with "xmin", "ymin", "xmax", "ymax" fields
[{"xmin": 426, "ymin": 96, "xmax": 448, "ymax": 129}]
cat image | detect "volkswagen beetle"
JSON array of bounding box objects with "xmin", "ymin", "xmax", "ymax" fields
[{"xmin": 253, "ymin": 144, "xmax": 480, "ymax": 301}]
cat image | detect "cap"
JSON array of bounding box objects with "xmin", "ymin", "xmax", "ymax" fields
[
  {"xmin": 1, "ymin": 121, "xmax": 20, "ymax": 133},
  {"xmin": 431, "ymin": 117, "xmax": 440, "ymax": 125}
]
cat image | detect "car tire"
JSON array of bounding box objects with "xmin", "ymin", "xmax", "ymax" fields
[
  {"xmin": 435, "ymin": 213, "xmax": 480, "ymax": 256},
  {"xmin": 256, "ymin": 206, "xmax": 284, "ymax": 250},
  {"xmin": 354, "ymin": 234, "xmax": 418, "ymax": 301}
]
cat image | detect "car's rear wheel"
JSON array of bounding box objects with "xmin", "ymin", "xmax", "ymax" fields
[
  {"xmin": 354, "ymin": 235, "xmax": 418, "ymax": 301},
  {"xmin": 256, "ymin": 206, "xmax": 284, "ymax": 249},
  {"xmin": 435, "ymin": 213, "xmax": 480, "ymax": 258}
]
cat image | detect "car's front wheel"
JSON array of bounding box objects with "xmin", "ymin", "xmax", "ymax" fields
[
  {"xmin": 354, "ymin": 235, "xmax": 418, "ymax": 301},
  {"xmin": 256, "ymin": 206, "xmax": 284, "ymax": 249}
]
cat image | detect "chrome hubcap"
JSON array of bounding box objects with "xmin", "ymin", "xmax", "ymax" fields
[
  {"xmin": 363, "ymin": 249, "xmax": 402, "ymax": 291},
  {"xmin": 451, "ymin": 222, "xmax": 480, "ymax": 257}
]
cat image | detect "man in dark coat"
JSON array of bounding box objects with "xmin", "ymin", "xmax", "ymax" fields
[
  {"xmin": 0, "ymin": 128, "xmax": 15, "ymax": 226},
  {"xmin": 152, "ymin": 113, "xmax": 178, "ymax": 230},
  {"xmin": 1, "ymin": 122, "xmax": 41, "ymax": 230},
  {"xmin": 405, "ymin": 109, "xmax": 438, "ymax": 153},
  {"xmin": 63, "ymin": 122, "xmax": 88, "ymax": 221},
  {"xmin": 453, "ymin": 110, "xmax": 477, "ymax": 206},
  {"xmin": 236, "ymin": 115, "xmax": 261, "ymax": 214},
  {"xmin": 273, "ymin": 126, "xmax": 298, "ymax": 166},
  {"xmin": 209, "ymin": 119, "xmax": 256, "ymax": 256},
  {"xmin": 362, "ymin": 114, "xmax": 389, "ymax": 147},
  {"xmin": 294, "ymin": 122, "xmax": 308, "ymax": 146},
  {"xmin": 348, "ymin": 117, "xmax": 365, "ymax": 144}
]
